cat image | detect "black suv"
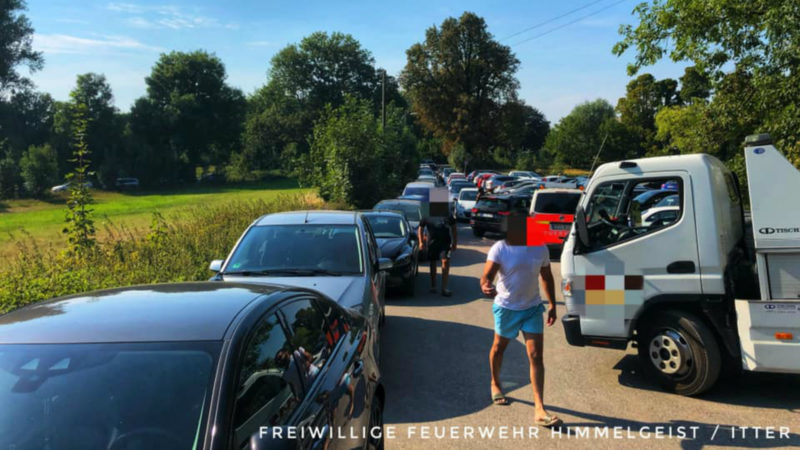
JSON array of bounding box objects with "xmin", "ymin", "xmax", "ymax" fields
[{"xmin": 469, "ymin": 194, "xmax": 531, "ymax": 237}]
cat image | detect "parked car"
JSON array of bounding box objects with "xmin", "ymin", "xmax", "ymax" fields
[
  {"xmin": 528, "ymin": 189, "xmax": 582, "ymax": 257},
  {"xmin": 374, "ymin": 198, "xmax": 424, "ymax": 231},
  {"xmin": 485, "ymin": 175, "xmax": 518, "ymax": 193},
  {"xmin": 475, "ymin": 173, "xmax": 495, "ymax": 190},
  {"xmin": 448, "ymin": 180, "xmax": 474, "ymax": 204},
  {"xmin": 508, "ymin": 170, "xmax": 541, "ymax": 179},
  {"xmin": 418, "ymin": 168, "xmax": 435, "ymax": 178},
  {"xmin": 632, "ymin": 189, "xmax": 679, "ymax": 211},
  {"xmin": 454, "ymin": 187, "xmax": 478, "ymax": 221},
  {"xmin": 446, "ymin": 172, "xmax": 465, "ymax": 185},
  {"xmin": 495, "ymin": 178, "xmax": 528, "ymax": 192},
  {"xmin": 539, "ymin": 176, "xmax": 578, "ymax": 189},
  {"xmin": 50, "ymin": 181, "xmax": 93, "ymax": 192},
  {"xmin": 651, "ymin": 193, "xmax": 680, "ymax": 209},
  {"xmin": 641, "ymin": 205, "xmax": 681, "ymax": 227},
  {"xmin": 416, "ymin": 174, "xmax": 437, "ymax": 184},
  {"xmin": 470, "ymin": 194, "xmax": 532, "ymax": 237},
  {"xmin": 0, "ymin": 282, "xmax": 384, "ymax": 450},
  {"xmin": 209, "ymin": 211, "xmax": 391, "ymax": 330},
  {"xmin": 362, "ymin": 211, "xmax": 419, "ymax": 295},
  {"xmin": 115, "ymin": 177, "xmax": 140, "ymax": 190}
]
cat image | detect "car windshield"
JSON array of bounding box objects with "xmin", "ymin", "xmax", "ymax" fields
[
  {"xmin": 0, "ymin": 342, "xmax": 217, "ymax": 449},
  {"xmin": 225, "ymin": 224, "xmax": 363, "ymax": 275},
  {"xmin": 364, "ymin": 216, "xmax": 407, "ymax": 238},
  {"xmin": 475, "ymin": 198, "xmax": 509, "ymax": 212},
  {"xmin": 534, "ymin": 193, "xmax": 581, "ymax": 214},
  {"xmin": 449, "ymin": 182, "xmax": 471, "ymax": 193},
  {"xmin": 402, "ymin": 187, "xmax": 430, "ymax": 199},
  {"xmin": 459, "ymin": 190, "xmax": 478, "ymax": 201},
  {"xmin": 376, "ymin": 203, "xmax": 421, "ymax": 222}
]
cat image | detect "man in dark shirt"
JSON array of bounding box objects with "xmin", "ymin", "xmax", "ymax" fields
[{"xmin": 418, "ymin": 215, "xmax": 457, "ymax": 296}]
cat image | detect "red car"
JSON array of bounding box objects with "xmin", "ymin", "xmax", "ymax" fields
[{"xmin": 527, "ymin": 189, "xmax": 582, "ymax": 257}]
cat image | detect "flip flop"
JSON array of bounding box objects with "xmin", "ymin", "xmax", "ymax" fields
[
  {"xmin": 535, "ymin": 414, "xmax": 563, "ymax": 428},
  {"xmin": 491, "ymin": 392, "xmax": 509, "ymax": 406},
  {"xmin": 441, "ymin": 289, "xmax": 452, "ymax": 297}
]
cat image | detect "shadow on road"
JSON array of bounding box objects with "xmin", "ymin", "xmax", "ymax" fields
[
  {"xmin": 448, "ymin": 247, "xmax": 488, "ymax": 268},
  {"xmin": 386, "ymin": 273, "xmax": 485, "ymax": 307},
  {"xmin": 613, "ymin": 354, "xmax": 800, "ymax": 411},
  {"xmin": 382, "ymin": 315, "xmax": 530, "ymax": 424}
]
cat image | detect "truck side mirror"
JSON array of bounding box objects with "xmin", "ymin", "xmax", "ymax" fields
[{"xmin": 574, "ymin": 208, "xmax": 590, "ymax": 254}]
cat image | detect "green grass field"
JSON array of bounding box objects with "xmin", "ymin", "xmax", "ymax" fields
[{"xmin": 0, "ymin": 178, "xmax": 311, "ymax": 257}]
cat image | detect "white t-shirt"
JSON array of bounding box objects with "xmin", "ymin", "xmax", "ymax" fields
[{"xmin": 487, "ymin": 240, "xmax": 550, "ymax": 310}]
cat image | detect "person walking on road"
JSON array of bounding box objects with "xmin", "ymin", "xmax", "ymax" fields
[
  {"xmin": 480, "ymin": 215, "xmax": 561, "ymax": 427},
  {"xmin": 418, "ymin": 215, "xmax": 457, "ymax": 296}
]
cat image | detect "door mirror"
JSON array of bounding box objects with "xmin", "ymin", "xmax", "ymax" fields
[
  {"xmin": 574, "ymin": 208, "xmax": 590, "ymax": 254},
  {"xmin": 250, "ymin": 428, "xmax": 296, "ymax": 450},
  {"xmin": 209, "ymin": 259, "xmax": 223, "ymax": 272},
  {"xmin": 378, "ymin": 257, "xmax": 393, "ymax": 271}
]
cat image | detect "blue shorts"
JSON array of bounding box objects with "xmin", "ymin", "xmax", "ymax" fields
[{"xmin": 492, "ymin": 303, "xmax": 545, "ymax": 339}]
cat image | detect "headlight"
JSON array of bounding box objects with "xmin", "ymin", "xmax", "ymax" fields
[{"xmin": 561, "ymin": 277, "xmax": 573, "ymax": 298}]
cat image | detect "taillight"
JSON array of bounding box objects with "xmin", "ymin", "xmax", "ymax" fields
[
  {"xmin": 498, "ymin": 211, "xmax": 511, "ymax": 216},
  {"xmin": 471, "ymin": 207, "xmax": 478, "ymax": 213}
]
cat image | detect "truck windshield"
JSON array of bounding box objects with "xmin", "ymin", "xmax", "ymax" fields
[{"xmin": 0, "ymin": 342, "xmax": 217, "ymax": 449}]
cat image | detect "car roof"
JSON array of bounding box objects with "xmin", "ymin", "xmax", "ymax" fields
[
  {"xmin": 255, "ymin": 210, "xmax": 358, "ymax": 226},
  {"xmin": 0, "ymin": 282, "xmax": 288, "ymax": 344},
  {"xmin": 362, "ymin": 210, "xmax": 405, "ymax": 219},
  {"xmin": 534, "ymin": 188, "xmax": 583, "ymax": 195},
  {"xmin": 405, "ymin": 182, "xmax": 434, "ymax": 188},
  {"xmin": 380, "ymin": 198, "xmax": 422, "ymax": 206}
]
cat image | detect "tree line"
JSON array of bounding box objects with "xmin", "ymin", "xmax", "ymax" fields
[{"xmin": 2, "ymin": 1, "xmax": 799, "ymax": 206}]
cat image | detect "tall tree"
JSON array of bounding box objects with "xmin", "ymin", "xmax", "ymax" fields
[
  {"xmin": 615, "ymin": 73, "xmax": 679, "ymax": 156},
  {"xmin": 678, "ymin": 66, "xmax": 711, "ymax": 103},
  {"xmin": 131, "ymin": 51, "xmax": 246, "ymax": 183},
  {"xmin": 401, "ymin": 12, "xmax": 520, "ymax": 161},
  {"xmin": 0, "ymin": 0, "xmax": 42, "ymax": 96},
  {"xmin": 614, "ymin": 0, "xmax": 800, "ymax": 163}
]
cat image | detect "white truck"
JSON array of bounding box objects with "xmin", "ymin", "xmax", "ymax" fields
[{"xmin": 560, "ymin": 134, "xmax": 800, "ymax": 395}]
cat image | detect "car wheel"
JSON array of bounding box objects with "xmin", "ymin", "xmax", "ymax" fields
[
  {"xmin": 636, "ymin": 310, "xmax": 721, "ymax": 396},
  {"xmin": 472, "ymin": 227, "xmax": 484, "ymax": 238},
  {"xmin": 367, "ymin": 394, "xmax": 384, "ymax": 450}
]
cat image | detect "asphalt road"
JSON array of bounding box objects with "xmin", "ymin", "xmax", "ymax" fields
[{"xmin": 380, "ymin": 224, "xmax": 800, "ymax": 449}]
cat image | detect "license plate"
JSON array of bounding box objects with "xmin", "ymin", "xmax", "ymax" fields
[
  {"xmin": 550, "ymin": 223, "xmax": 571, "ymax": 231},
  {"xmin": 479, "ymin": 213, "xmax": 494, "ymax": 218}
]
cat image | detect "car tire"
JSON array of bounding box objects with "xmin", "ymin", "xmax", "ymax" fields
[
  {"xmin": 403, "ymin": 266, "xmax": 416, "ymax": 296},
  {"xmin": 472, "ymin": 227, "xmax": 484, "ymax": 238},
  {"xmin": 636, "ymin": 310, "xmax": 721, "ymax": 396},
  {"xmin": 367, "ymin": 394, "xmax": 384, "ymax": 450}
]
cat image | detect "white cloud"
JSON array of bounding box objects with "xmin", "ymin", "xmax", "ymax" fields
[
  {"xmin": 106, "ymin": 2, "xmax": 238, "ymax": 31},
  {"xmin": 33, "ymin": 33, "xmax": 164, "ymax": 55}
]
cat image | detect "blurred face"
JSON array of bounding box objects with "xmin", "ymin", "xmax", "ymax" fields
[{"xmin": 503, "ymin": 214, "xmax": 528, "ymax": 246}]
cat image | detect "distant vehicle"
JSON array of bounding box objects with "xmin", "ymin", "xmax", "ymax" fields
[
  {"xmin": 497, "ymin": 180, "xmax": 538, "ymax": 194},
  {"xmin": 485, "ymin": 175, "xmax": 518, "ymax": 192},
  {"xmin": 539, "ymin": 176, "xmax": 578, "ymax": 189},
  {"xmin": 661, "ymin": 180, "xmax": 679, "ymax": 190},
  {"xmin": 496, "ymin": 178, "xmax": 528, "ymax": 192},
  {"xmin": 469, "ymin": 194, "xmax": 532, "ymax": 237},
  {"xmin": 441, "ymin": 167, "xmax": 454, "ymax": 179},
  {"xmin": 209, "ymin": 211, "xmax": 391, "ymax": 331},
  {"xmin": 641, "ymin": 205, "xmax": 681, "ymax": 227},
  {"xmin": 448, "ymin": 180, "xmax": 473, "ymax": 204},
  {"xmin": 508, "ymin": 170, "xmax": 541, "ymax": 179},
  {"xmin": 575, "ymin": 176, "xmax": 590, "ymax": 189},
  {"xmin": 402, "ymin": 181, "xmax": 435, "ymax": 200},
  {"xmin": 475, "ymin": 172, "xmax": 496, "ymax": 189},
  {"xmin": 632, "ymin": 189, "xmax": 679, "ymax": 211},
  {"xmin": 0, "ymin": 282, "xmax": 384, "ymax": 450},
  {"xmin": 362, "ymin": 211, "xmax": 419, "ymax": 295},
  {"xmin": 652, "ymin": 194, "xmax": 680, "ymax": 209},
  {"xmin": 454, "ymin": 188, "xmax": 478, "ymax": 221},
  {"xmin": 115, "ymin": 177, "xmax": 140, "ymax": 190},
  {"xmin": 374, "ymin": 198, "xmax": 423, "ymax": 231},
  {"xmin": 528, "ymin": 189, "xmax": 582, "ymax": 257},
  {"xmin": 418, "ymin": 168, "xmax": 435, "ymax": 178},
  {"xmin": 50, "ymin": 181, "xmax": 93, "ymax": 192},
  {"xmin": 446, "ymin": 172, "xmax": 465, "ymax": 185},
  {"xmin": 416, "ymin": 174, "xmax": 437, "ymax": 184}
]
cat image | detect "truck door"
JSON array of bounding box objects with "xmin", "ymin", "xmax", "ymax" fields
[{"xmin": 568, "ymin": 172, "xmax": 700, "ymax": 338}]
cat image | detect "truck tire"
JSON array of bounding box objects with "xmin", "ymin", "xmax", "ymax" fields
[{"xmin": 636, "ymin": 310, "xmax": 721, "ymax": 396}]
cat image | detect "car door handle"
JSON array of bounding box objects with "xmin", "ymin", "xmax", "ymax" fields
[
  {"xmin": 667, "ymin": 261, "xmax": 695, "ymax": 274},
  {"xmin": 353, "ymin": 360, "xmax": 364, "ymax": 377}
]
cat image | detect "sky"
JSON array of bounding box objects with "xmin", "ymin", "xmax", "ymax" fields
[{"xmin": 24, "ymin": 0, "xmax": 689, "ymax": 122}]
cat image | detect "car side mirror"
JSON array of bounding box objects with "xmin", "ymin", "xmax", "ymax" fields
[
  {"xmin": 250, "ymin": 427, "xmax": 297, "ymax": 450},
  {"xmin": 574, "ymin": 208, "xmax": 590, "ymax": 254},
  {"xmin": 378, "ymin": 257, "xmax": 393, "ymax": 271},
  {"xmin": 209, "ymin": 259, "xmax": 223, "ymax": 272}
]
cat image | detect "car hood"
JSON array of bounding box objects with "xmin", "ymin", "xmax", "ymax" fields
[
  {"xmin": 377, "ymin": 237, "xmax": 406, "ymax": 258},
  {"xmin": 220, "ymin": 275, "xmax": 366, "ymax": 309}
]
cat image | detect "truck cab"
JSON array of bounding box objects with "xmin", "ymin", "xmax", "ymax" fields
[{"xmin": 561, "ymin": 135, "xmax": 800, "ymax": 395}]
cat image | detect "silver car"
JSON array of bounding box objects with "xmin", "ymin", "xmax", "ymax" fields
[{"xmin": 209, "ymin": 211, "xmax": 392, "ymax": 330}]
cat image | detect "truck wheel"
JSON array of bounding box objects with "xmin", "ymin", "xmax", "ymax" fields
[
  {"xmin": 636, "ymin": 310, "xmax": 721, "ymax": 396},
  {"xmin": 472, "ymin": 228, "xmax": 484, "ymax": 238}
]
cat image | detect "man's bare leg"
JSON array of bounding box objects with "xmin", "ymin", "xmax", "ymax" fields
[
  {"xmin": 441, "ymin": 257, "xmax": 451, "ymax": 294},
  {"xmin": 490, "ymin": 333, "xmax": 510, "ymax": 404},
  {"xmin": 523, "ymin": 332, "xmax": 552, "ymax": 420}
]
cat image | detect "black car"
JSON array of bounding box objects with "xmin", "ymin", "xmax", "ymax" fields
[
  {"xmin": 470, "ymin": 194, "xmax": 532, "ymax": 237},
  {"xmin": 0, "ymin": 283, "xmax": 384, "ymax": 450},
  {"xmin": 362, "ymin": 211, "xmax": 419, "ymax": 295}
]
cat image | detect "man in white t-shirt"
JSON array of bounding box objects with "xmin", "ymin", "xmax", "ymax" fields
[{"xmin": 480, "ymin": 214, "xmax": 560, "ymax": 427}]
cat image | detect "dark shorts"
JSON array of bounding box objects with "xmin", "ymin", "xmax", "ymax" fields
[{"xmin": 427, "ymin": 241, "xmax": 451, "ymax": 260}]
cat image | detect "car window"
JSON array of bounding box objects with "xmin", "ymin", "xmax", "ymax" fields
[
  {"xmin": 225, "ymin": 224, "xmax": 363, "ymax": 274},
  {"xmin": 364, "ymin": 215, "xmax": 407, "ymax": 238},
  {"xmin": 653, "ymin": 194, "xmax": 679, "ymax": 208},
  {"xmin": 459, "ymin": 190, "xmax": 478, "ymax": 201},
  {"xmin": 281, "ymin": 300, "xmax": 335, "ymax": 384},
  {"xmin": 234, "ymin": 313, "xmax": 300, "ymax": 446},
  {"xmin": 583, "ymin": 177, "xmax": 682, "ymax": 251},
  {"xmin": 533, "ymin": 193, "xmax": 581, "ymax": 215},
  {"xmin": 475, "ymin": 198, "xmax": 509, "ymax": 211},
  {"xmin": 403, "ymin": 186, "xmax": 430, "ymax": 199}
]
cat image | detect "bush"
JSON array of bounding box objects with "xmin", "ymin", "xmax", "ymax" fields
[
  {"xmin": 0, "ymin": 192, "xmax": 326, "ymax": 313},
  {"xmin": 20, "ymin": 144, "xmax": 58, "ymax": 197}
]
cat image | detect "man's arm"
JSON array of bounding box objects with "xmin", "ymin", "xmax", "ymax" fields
[
  {"xmin": 540, "ymin": 264, "xmax": 557, "ymax": 326},
  {"xmin": 480, "ymin": 260, "xmax": 500, "ymax": 297},
  {"xmin": 418, "ymin": 223, "xmax": 425, "ymax": 250}
]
